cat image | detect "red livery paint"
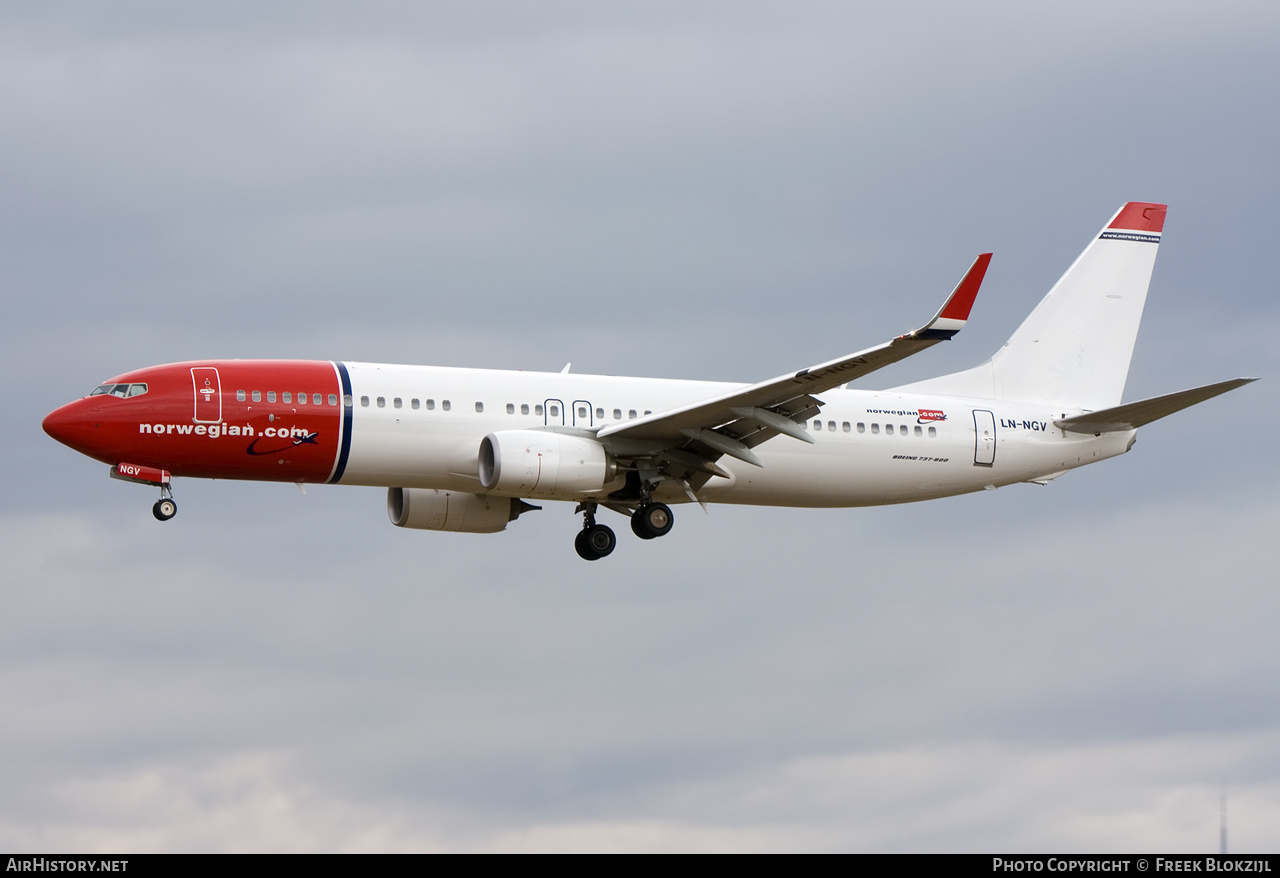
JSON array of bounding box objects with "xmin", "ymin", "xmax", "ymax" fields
[
  {"xmin": 1107, "ymin": 202, "xmax": 1166, "ymax": 233},
  {"xmin": 111, "ymin": 463, "xmax": 170, "ymax": 485},
  {"xmin": 43, "ymin": 360, "xmax": 344, "ymax": 483},
  {"xmin": 917, "ymin": 409, "xmax": 947, "ymax": 423}
]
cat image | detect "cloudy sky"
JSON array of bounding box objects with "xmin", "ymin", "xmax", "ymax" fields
[{"xmin": 3, "ymin": 1, "xmax": 1278, "ymax": 852}]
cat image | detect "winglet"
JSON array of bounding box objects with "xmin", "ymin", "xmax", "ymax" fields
[{"xmin": 915, "ymin": 253, "xmax": 991, "ymax": 340}]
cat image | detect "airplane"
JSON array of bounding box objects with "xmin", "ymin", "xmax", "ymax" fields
[{"xmin": 43, "ymin": 202, "xmax": 1254, "ymax": 560}]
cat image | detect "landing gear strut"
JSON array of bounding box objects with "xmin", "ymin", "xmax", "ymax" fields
[
  {"xmin": 152, "ymin": 485, "xmax": 177, "ymax": 521},
  {"xmin": 574, "ymin": 502, "xmax": 616, "ymax": 561},
  {"xmin": 630, "ymin": 502, "xmax": 674, "ymax": 540}
]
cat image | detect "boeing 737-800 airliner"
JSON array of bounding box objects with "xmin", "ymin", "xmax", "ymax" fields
[{"xmin": 43, "ymin": 203, "xmax": 1253, "ymax": 559}]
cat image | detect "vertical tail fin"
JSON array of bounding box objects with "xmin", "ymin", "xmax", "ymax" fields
[{"xmin": 894, "ymin": 202, "xmax": 1166, "ymax": 410}]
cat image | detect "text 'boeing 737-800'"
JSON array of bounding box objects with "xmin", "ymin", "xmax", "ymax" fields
[{"xmin": 44, "ymin": 203, "xmax": 1255, "ymax": 559}]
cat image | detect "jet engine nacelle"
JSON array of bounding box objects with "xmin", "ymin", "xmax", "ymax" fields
[
  {"xmin": 478, "ymin": 430, "xmax": 616, "ymax": 498},
  {"xmin": 387, "ymin": 487, "xmax": 534, "ymax": 533}
]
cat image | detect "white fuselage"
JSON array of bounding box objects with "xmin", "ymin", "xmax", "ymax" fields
[{"xmin": 336, "ymin": 362, "xmax": 1133, "ymax": 506}]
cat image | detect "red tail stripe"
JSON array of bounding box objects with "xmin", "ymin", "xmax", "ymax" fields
[{"xmin": 1108, "ymin": 202, "xmax": 1167, "ymax": 233}]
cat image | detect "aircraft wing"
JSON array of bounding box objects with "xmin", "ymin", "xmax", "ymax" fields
[{"xmin": 595, "ymin": 254, "xmax": 991, "ymax": 473}]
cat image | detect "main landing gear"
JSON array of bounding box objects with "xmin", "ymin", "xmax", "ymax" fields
[
  {"xmin": 631, "ymin": 502, "xmax": 673, "ymax": 540},
  {"xmin": 152, "ymin": 485, "xmax": 177, "ymax": 521},
  {"xmin": 574, "ymin": 502, "xmax": 616, "ymax": 561},
  {"xmin": 573, "ymin": 500, "xmax": 675, "ymax": 560}
]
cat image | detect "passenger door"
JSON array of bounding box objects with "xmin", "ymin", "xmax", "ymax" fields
[
  {"xmin": 191, "ymin": 367, "xmax": 222, "ymax": 423},
  {"xmin": 973, "ymin": 409, "xmax": 996, "ymax": 466}
]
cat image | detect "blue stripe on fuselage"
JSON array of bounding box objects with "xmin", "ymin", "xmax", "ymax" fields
[{"xmin": 330, "ymin": 361, "xmax": 354, "ymax": 484}]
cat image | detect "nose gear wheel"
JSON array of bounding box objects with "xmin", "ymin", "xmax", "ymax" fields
[{"xmin": 152, "ymin": 484, "xmax": 177, "ymax": 521}]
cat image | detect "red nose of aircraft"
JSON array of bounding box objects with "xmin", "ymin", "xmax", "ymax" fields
[{"xmin": 43, "ymin": 398, "xmax": 108, "ymax": 461}]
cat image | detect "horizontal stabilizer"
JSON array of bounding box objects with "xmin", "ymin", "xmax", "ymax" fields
[{"xmin": 1053, "ymin": 378, "xmax": 1256, "ymax": 434}]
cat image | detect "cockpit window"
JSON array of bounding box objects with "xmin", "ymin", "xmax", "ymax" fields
[{"xmin": 90, "ymin": 383, "xmax": 148, "ymax": 398}]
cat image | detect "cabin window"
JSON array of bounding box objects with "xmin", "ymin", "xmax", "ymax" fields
[
  {"xmin": 426, "ymin": 399, "xmax": 435, "ymax": 410},
  {"xmin": 328, "ymin": 394, "xmax": 337, "ymax": 406},
  {"xmin": 828, "ymin": 420, "xmax": 836, "ymax": 432},
  {"xmin": 298, "ymin": 392, "xmax": 307, "ymax": 405},
  {"xmin": 442, "ymin": 400, "xmax": 451, "ymax": 411},
  {"xmin": 251, "ymin": 391, "xmax": 261, "ymax": 402},
  {"xmin": 613, "ymin": 408, "xmax": 622, "ymax": 420},
  {"xmin": 376, "ymin": 397, "xmax": 385, "ymax": 408},
  {"xmin": 549, "ymin": 404, "xmax": 559, "ymax": 417},
  {"xmin": 928, "ymin": 426, "xmax": 937, "ymax": 437},
  {"xmin": 313, "ymin": 393, "xmax": 323, "ymax": 406},
  {"xmin": 915, "ymin": 425, "xmax": 923, "ymax": 437},
  {"xmin": 360, "ymin": 396, "xmax": 369, "ymax": 407},
  {"xmin": 267, "ymin": 391, "xmax": 277, "ymax": 403},
  {"xmin": 886, "ymin": 424, "xmax": 894, "ymax": 435},
  {"xmin": 535, "ymin": 404, "xmax": 544, "ymax": 416},
  {"xmin": 813, "ymin": 420, "xmax": 822, "ymax": 431},
  {"xmin": 343, "ymin": 394, "xmax": 352, "ymax": 407},
  {"xmin": 644, "ymin": 410, "xmax": 652, "ymax": 415},
  {"xmin": 411, "ymin": 398, "xmax": 420, "ymax": 410},
  {"xmin": 475, "ymin": 402, "xmax": 484, "ymax": 413},
  {"xmin": 283, "ymin": 392, "xmax": 292, "ymax": 403},
  {"xmin": 506, "ymin": 403, "xmax": 515, "ymax": 414},
  {"xmin": 842, "ymin": 422, "xmax": 851, "ymax": 432},
  {"xmin": 577, "ymin": 406, "xmax": 588, "ymax": 418},
  {"xmin": 871, "ymin": 423, "xmax": 880, "ymax": 434},
  {"xmin": 521, "ymin": 404, "xmax": 530, "ymax": 415},
  {"xmin": 393, "ymin": 398, "xmax": 402, "ymax": 409},
  {"xmin": 900, "ymin": 424, "xmax": 908, "ymax": 434},
  {"xmin": 236, "ymin": 390, "xmax": 246, "ymax": 402},
  {"xmin": 596, "ymin": 407, "xmax": 604, "ymax": 419},
  {"xmin": 857, "ymin": 422, "xmax": 865, "ymax": 433},
  {"xmin": 628, "ymin": 410, "xmax": 637, "ymax": 419}
]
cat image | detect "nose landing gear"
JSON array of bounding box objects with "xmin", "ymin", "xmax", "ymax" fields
[
  {"xmin": 152, "ymin": 484, "xmax": 177, "ymax": 521},
  {"xmin": 110, "ymin": 464, "xmax": 178, "ymax": 522}
]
